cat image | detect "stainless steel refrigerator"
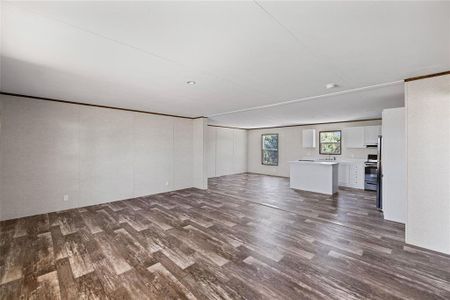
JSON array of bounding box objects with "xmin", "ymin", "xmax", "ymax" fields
[{"xmin": 376, "ymin": 135, "xmax": 383, "ymax": 210}]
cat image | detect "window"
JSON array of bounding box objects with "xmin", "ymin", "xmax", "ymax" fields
[
  {"xmin": 319, "ymin": 130, "xmax": 341, "ymax": 155},
  {"xmin": 261, "ymin": 134, "xmax": 279, "ymax": 166}
]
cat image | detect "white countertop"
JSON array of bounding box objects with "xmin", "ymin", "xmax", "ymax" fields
[
  {"xmin": 300, "ymin": 156, "xmax": 366, "ymax": 163},
  {"xmin": 289, "ymin": 160, "xmax": 339, "ymax": 165}
]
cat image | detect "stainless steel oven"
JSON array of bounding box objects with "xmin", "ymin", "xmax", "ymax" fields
[
  {"xmin": 363, "ymin": 136, "xmax": 383, "ymax": 211},
  {"xmin": 364, "ymin": 164, "xmax": 378, "ymax": 191}
]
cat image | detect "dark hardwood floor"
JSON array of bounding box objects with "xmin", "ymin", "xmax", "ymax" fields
[{"xmin": 1, "ymin": 173, "xmax": 450, "ymax": 299}]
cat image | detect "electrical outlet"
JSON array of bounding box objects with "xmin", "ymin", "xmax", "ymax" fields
[
  {"xmin": 63, "ymin": 194, "xmax": 69, "ymax": 201},
  {"xmin": 165, "ymin": 181, "xmax": 169, "ymax": 186}
]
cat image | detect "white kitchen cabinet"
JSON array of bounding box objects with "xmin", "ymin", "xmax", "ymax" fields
[
  {"xmin": 342, "ymin": 127, "xmax": 365, "ymax": 148},
  {"xmin": 338, "ymin": 161, "xmax": 364, "ymax": 189},
  {"xmin": 338, "ymin": 163, "xmax": 350, "ymax": 186},
  {"xmin": 364, "ymin": 126, "xmax": 382, "ymax": 145},
  {"xmin": 343, "ymin": 125, "xmax": 382, "ymax": 148},
  {"xmin": 349, "ymin": 162, "xmax": 365, "ymax": 189},
  {"xmin": 302, "ymin": 129, "xmax": 316, "ymax": 148}
]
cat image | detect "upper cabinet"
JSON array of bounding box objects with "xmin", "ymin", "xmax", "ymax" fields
[
  {"xmin": 364, "ymin": 126, "xmax": 382, "ymax": 145},
  {"xmin": 302, "ymin": 129, "xmax": 316, "ymax": 148},
  {"xmin": 343, "ymin": 127, "xmax": 365, "ymax": 148},
  {"xmin": 343, "ymin": 125, "xmax": 381, "ymax": 148}
]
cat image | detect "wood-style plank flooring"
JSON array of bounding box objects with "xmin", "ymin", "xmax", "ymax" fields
[{"xmin": 1, "ymin": 173, "xmax": 450, "ymax": 299}]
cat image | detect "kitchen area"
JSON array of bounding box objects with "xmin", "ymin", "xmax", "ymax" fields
[
  {"xmin": 290, "ymin": 124, "xmax": 381, "ymax": 193},
  {"xmin": 287, "ymin": 109, "xmax": 406, "ymax": 224},
  {"xmin": 249, "ymin": 111, "xmax": 407, "ymax": 224}
]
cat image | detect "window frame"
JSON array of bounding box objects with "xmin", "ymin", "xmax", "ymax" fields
[
  {"xmin": 261, "ymin": 133, "xmax": 279, "ymax": 166},
  {"xmin": 319, "ymin": 130, "xmax": 342, "ymax": 155}
]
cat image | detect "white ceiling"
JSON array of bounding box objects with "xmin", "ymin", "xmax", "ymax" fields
[
  {"xmin": 1, "ymin": 1, "xmax": 449, "ymax": 127},
  {"xmin": 209, "ymin": 82, "xmax": 404, "ymax": 128}
]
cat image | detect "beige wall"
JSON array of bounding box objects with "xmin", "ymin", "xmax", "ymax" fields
[
  {"xmin": 247, "ymin": 120, "xmax": 381, "ymax": 177},
  {"xmin": 207, "ymin": 126, "xmax": 247, "ymax": 178},
  {"xmin": 0, "ymin": 95, "xmax": 203, "ymax": 221},
  {"xmin": 406, "ymin": 74, "xmax": 450, "ymax": 254}
]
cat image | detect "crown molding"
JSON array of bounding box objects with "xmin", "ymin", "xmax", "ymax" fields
[
  {"xmin": 404, "ymin": 70, "xmax": 450, "ymax": 82},
  {"xmin": 0, "ymin": 91, "xmax": 202, "ymax": 120}
]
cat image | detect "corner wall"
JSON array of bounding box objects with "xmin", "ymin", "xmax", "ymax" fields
[
  {"xmin": 207, "ymin": 126, "xmax": 247, "ymax": 178},
  {"xmin": 193, "ymin": 118, "xmax": 208, "ymax": 189},
  {"xmin": 405, "ymin": 74, "xmax": 450, "ymax": 254},
  {"xmin": 382, "ymin": 107, "xmax": 407, "ymax": 224},
  {"xmin": 0, "ymin": 94, "xmax": 202, "ymax": 221}
]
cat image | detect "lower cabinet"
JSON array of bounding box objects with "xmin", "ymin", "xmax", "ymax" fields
[
  {"xmin": 338, "ymin": 163, "xmax": 350, "ymax": 186},
  {"xmin": 338, "ymin": 161, "xmax": 364, "ymax": 189}
]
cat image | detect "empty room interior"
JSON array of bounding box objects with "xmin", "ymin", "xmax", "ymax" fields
[{"xmin": 1, "ymin": 1, "xmax": 450, "ymax": 299}]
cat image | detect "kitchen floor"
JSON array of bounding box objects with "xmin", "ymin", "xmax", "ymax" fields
[{"xmin": 1, "ymin": 173, "xmax": 449, "ymax": 299}]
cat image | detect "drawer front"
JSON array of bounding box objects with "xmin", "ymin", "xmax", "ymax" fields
[{"xmin": 365, "ymin": 182, "xmax": 377, "ymax": 191}]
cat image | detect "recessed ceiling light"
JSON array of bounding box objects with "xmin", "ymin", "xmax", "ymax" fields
[
  {"xmin": 186, "ymin": 81, "xmax": 196, "ymax": 85},
  {"xmin": 325, "ymin": 83, "xmax": 338, "ymax": 89}
]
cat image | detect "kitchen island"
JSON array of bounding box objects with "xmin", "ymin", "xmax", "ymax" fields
[{"xmin": 289, "ymin": 160, "xmax": 339, "ymax": 195}]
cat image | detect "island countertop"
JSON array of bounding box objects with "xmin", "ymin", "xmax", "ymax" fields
[
  {"xmin": 289, "ymin": 160, "xmax": 339, "ymax": 165},
  {"xmin": 289, "ymin": 160, "xmax": 339, "ymax": 195}
]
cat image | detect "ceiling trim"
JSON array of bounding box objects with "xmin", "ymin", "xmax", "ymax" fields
[
  {"xmin": 208, "ymin": 124, "xmax": 247, "ymax": 130},
  {"xmin": 229, "ymin": 117, "xmax": 382, "ymax": 131},
  {"xmin": 0, "ymin": 91, "xmax": 204, "ymax": 120},
  {"xmin": 208, "ymin": 80, "xmax": 403, "ymax": 117},
  {"xmin": 404, "ymin": 70, "xmax": 450, "ymax": 82}
]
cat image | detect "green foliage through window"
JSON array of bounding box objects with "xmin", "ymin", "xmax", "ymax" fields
[
  {"xmin": 262, "ymin": 134, "xmax": 279, "ymax": 166},
  {"xmin": 319, "ymin": 131, "xmax": 341, "ymax": 155}
]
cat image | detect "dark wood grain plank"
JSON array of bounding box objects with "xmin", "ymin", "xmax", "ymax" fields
[{"xmin": 1, "ymin": 173, "xmax": 450, "ymax": 299}]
